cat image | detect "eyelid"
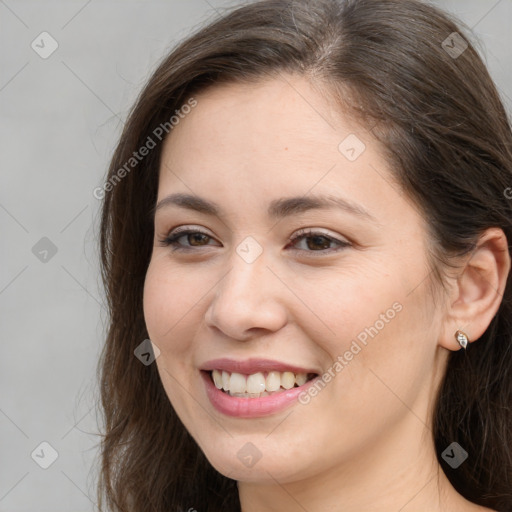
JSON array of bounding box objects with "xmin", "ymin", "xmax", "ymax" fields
[
  {"xmin": 290, "ymin": 227, "xmax": 348, "ymax": 243},
  {"xmin": 164, "ymin": 225, "xmax": 346, "ymax": 241},
  {"xmin": 168, "ymin": 225, "xmax": 213, "ymax": 237}
]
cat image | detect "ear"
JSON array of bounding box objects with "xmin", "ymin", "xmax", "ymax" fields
[{"xmin": 439, "ymin": 227, "xmax": 511, "ymax": 351}]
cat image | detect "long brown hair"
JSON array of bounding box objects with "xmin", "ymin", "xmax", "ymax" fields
[{"xmin": 96, "ymin": 0, "xmax": 512, "ymax": 510}]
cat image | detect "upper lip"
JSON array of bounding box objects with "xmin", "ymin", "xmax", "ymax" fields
[{"xmin": 199, "ymin": 358, "xmax": 320, "ymax": 375}]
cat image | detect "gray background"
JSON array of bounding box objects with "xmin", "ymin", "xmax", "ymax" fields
[{"xmin": 1, "ymin": 1, "xmax": 511, "ymax": 510}]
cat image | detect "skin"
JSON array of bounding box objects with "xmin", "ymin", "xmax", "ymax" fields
[{"xmin": 143, "ymin": 74, "xmax": 509, "ymax": 511}]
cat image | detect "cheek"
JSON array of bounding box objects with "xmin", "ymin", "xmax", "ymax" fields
[
  {"xmin": 142, "ymin": 257, "xmax": 195, "ymax": 352},
  {"xmin": 143, "ymin": 258, "xmax": 201, "ymax": 420},
  {"xmin": 302, "ymin": 255, "xmax": 437, "ymax": 400},
  {"xmin": 287, "ymin": 262, "xmax": 393, "ymax": 356},
  {"xmin": 328, "ymin": 287, "xmax": 438, "ymax": 432}
]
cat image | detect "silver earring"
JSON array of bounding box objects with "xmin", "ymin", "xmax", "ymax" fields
[{"xmin": 455, "ymin": 330, "xmax": 469, "ymax": 350}]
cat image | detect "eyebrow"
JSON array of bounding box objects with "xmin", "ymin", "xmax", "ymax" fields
[{"xmin": 152, "ymin": 192, "xmax": 378, "ymax": 223}]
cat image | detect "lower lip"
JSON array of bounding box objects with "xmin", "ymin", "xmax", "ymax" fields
[{"xmin": 201, "ymin": 371, "xmax": 318, "ymax": 418}]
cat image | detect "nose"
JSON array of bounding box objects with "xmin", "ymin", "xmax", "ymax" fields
[{"xmin": 204, "ymin": 249, "xmax": 289, "ymax": 341}]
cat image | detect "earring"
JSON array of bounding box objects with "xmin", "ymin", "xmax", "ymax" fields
[{"xmin": 455, "ymin": 330, "xmax": 469, "ymax": 350}]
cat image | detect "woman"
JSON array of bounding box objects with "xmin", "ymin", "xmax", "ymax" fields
[{"xmin": 96, "ymin": 0, "xmax": 512, "ymax": 510}]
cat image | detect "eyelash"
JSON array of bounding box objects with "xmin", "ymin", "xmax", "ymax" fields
[{"xmin": 158, "ymin": 227, "xmax": 351, "ymax": 256}]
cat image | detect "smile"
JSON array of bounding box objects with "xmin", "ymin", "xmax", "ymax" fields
[
  {"xmin": 209, "ymin": 369, "xmax": 317, "ymax": 397},
  {"xmin": 199, "ymin": 358, "xmax": 320, "ymax": 418}
]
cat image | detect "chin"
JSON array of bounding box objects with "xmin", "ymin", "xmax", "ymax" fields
[{"xmin": 195, "ymin": 433, "xmax": 314, "ymax": 485}]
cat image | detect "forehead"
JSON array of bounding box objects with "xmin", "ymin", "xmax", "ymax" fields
[
  {"xmin": 157, "ymin": 75, "xmax": 413, "ymax": 227},
  {"xmin": 165, "ymin": 76, "xmax": 353, "ymax": 152},
  {"xmin": 162, "ymin": 77, "xmax": 367, "ymax": 174}
]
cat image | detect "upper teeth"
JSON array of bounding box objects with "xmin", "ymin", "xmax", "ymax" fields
[{"xmin": 211, "ymin": 370, "xmax": 309, "ymax": 394}]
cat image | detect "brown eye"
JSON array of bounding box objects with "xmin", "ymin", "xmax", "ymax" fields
[
  {"xmin": 303, "ymin": 235, "xmax": 332, "ymax": 250},
  {"xmin": 158, "ymin": 229, "xmax": 219, "ymax": 251},
  {"xmin": 186, "ymin": 232, "xmax": 211, "ymax": 246},
  {"xmin": 288, "ymin": 229, "xmax": 351, "ymax": 255}
]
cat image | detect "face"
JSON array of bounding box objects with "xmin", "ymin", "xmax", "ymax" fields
[{"xmin": 143, "ymin": 75, "xmax": 448, "ymax": 485}]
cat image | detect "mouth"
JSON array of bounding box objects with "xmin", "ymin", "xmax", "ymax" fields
[
  {"xmin": 204, "ymin": 369, "xmax": 319, "ymax": 398},
  {"xmin": 199, "ymin": 358, "xmax": 322, "ymax": 417}
]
